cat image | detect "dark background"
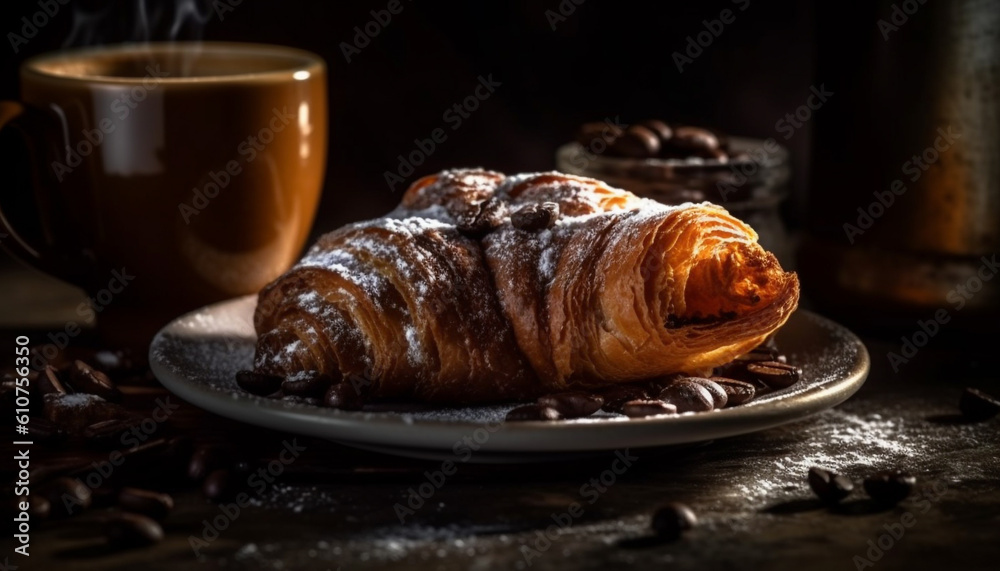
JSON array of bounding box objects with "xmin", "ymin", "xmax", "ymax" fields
[{"xmin": 0, "ymin": 0, "xmax": 816, "ymax": 234}]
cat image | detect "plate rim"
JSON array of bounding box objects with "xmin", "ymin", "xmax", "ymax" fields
[{"xmin": 149, "ymin": 296, "xmax": 870, "ymax": 453}]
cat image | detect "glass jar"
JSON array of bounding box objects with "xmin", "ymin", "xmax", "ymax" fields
[{"xmin": 555, "ymin": 136, "xmax": 794, "ymax": 267}]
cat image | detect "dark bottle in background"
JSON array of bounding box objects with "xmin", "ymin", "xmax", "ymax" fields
[{"xmin": 801, "ymin": 0, "xmax": 1000, "ymax": 333}]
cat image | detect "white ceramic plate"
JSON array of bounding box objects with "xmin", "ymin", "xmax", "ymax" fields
[{"xmin": 149, "ymin": 296, "xmax": 869, "ymax": 463}]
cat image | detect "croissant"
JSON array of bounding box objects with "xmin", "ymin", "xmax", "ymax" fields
[{"xmin": 252, "ymin": 170, "xmax": 799, "ymax": 404}]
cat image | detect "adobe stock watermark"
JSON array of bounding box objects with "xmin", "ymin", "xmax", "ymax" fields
[
  {"xmin": 518, "ymin": 449, "xmax": 638, "ymax": 568},
  {"xmin": 177, "ymin": 106, "xmax": 296, "ymax": 223},
  {"xmin": 383, "ymin": 73, "xmax": 502, "ymax": 192},
  {"xmin": 672, "ymin": 0, "xmax": 751, "ymax": 73},
  {"xmin": 393, "ymin": 420, "xmax": 504, "ymax": 523},
  {"xmin": 852, "ymin": 480, "xmax": 948, "ymax": 570},
  {"xmin": 62, "ymin": 397, "xmax": 180, "ymax": 515},
  {"xmin": 51, "ymin": 65, "xmax": 171, "ymax": 181},
  {"xmin": 717, "ymin": 83, "xmax": 833, "ymax": 201},
  {"xmin": 188, "ymin": 439, "xmax": 307, "ymax": 556},
  {"xmin": 7, "ymin": 0, "xmax": 70, "ymax": 54},
  {"xmin": 544, "ymin": 0, "xmax": 588, "ymax": 30},
  {"xmin": 887, "ymin": 253, "xmax": 998, "ymax": 372},
  {"xmin": 843, "ymin": 126, "xmax": 961, "ymax": 244},
  {"xmin": 877, "ymin": 0, "xmax": 927, "ymax": 41},
  {"xmin": 340, "ymin": 0, "xmax": 413, "ymax": 62}
]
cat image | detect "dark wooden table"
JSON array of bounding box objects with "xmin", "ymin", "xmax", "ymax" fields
[{"xmin": 2, "ymin": 265, "xmax": 999, "ymax": 570}]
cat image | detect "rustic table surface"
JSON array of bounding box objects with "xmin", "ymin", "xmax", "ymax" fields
[{"xmin": 1, "ymin": 265, "xmax": 998, "ymax": 571}]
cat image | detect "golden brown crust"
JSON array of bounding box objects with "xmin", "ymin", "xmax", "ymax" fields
[{"xmin": 253, "ymin": 169, "xmax": 799, "ymax": 403}]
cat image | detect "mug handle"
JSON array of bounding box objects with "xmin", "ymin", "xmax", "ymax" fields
[{"xmin": 0, "ymin": 100, "xmax": 88, "ymax": 285}]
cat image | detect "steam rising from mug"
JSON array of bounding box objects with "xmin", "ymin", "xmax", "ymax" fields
[{"xmin": 63, "ymin": 0, "xmax": 215, "ymax": 75}]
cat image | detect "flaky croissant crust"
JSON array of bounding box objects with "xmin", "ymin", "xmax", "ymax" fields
[{"xmin": 253, "ymin": 170, "xmax": 799, "ymax": 403}]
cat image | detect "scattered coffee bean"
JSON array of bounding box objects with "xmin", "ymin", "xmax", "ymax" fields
[
  {"xmin": 67, "ymin": 360, "xmax": 122, "ymax": 402},
  {"xmin": 235, "ymin": 370, "xmax": 283, "ymax": 396},
  {"xmin": 38, "ymin": 366, "xmax": 68, "ymax": 396},
  {"xmin": 734, "ymin": 347, "xmax": 778, "ymax": 362},
  {"xmin": 105, "ymin": 512, "xmax": 164, "ymax": 548},
  {"xmin": 705, "ymin": 148, "xmax": 729, "ymax": 162},
  {"xmin": 83, "ymin": 418, "xmax": 140, "ymax": 447},
  {"xmin": 188, "ymin": 444, "xmax": 233, "ymax": 481},
  {"xmin": 93, "ymin": 349, "xmax": 145, "ymax": 379},
  {"xmin": 202, "ymin": 469, "xmax": 235, "ymax": 501},
  {"xmin": 511, "ymin": 202, "xmax": 559, "ymax": 232},
  {"xmin": 282, "ymin": 370, "xmax": 335, "ymax": 398},
  {"xmin": 684, "ymin": 378, "xmax": 728, "ymax": 409},
  {"xmin": 44, "ymin": 477, "xmax": 92, "ymax": 516},
  {"xmin": 651, "ymin": 503, "xmax": 697, "ymax": 540},
  {"xmin": 118, "ymin": 488, "xmax": 174, "ymax": 521},
  {"xmin": 622, "ymin": 399, "xmax": 677, "ymax": 418},
  {"xmin": 576, "ymin": 122, "xmax": 623, "ymax": 153},
  {"xmin": 710, "ymin": 377, "xmax": 756, "ymax": 406},
  {"xmin": 537, "ymin": 391, "xmax": 604, "ymax": 418},
  {"xmin": 658, "ymin": 380, "xmax": 715, "ymax": 413},
  {"xmin": 26, "ymin": 417, "xmax": 67, "ymax": 445},
  {"xmin": 808, "ymin": 467, "xmax": 854, "ymax": 503},
  {"xmin": 745, "ymin": 361, "xmax": 801, "ymax": 389},
  {"xmin": 26, "ymin": 495, "xmax": 50, "ymax": 520},
  {"xmin": 323, "ymin": 383, "xmax": 365, "ymax": 410},
  {"xmin": 864, "ymin": 470, "xmax": 916, "ymax": 505},
  {"xmin": 638, "ymin": 119, "xmax": 673, "ymax": 144},
  {"xmin": 667, "ymin": 126, "xmax": 720, "ymax": 157},
  {"xmin": 600, "ymin": 385, "xmax": 650, "ymax": 413},
  {"xmin": 959, "ymin": 387, "xmax": 1000, "ymax": 421},
  {"xmin": 457, "ymin": 198, "xmax": 508, "ymax": 238},
  {"xmin": 505, "ymin": 404, "xmax": 562, "ymax": 422},
  {"xmin": 610, "ymin": 125, "xmax": 660, "ymax": 158}
]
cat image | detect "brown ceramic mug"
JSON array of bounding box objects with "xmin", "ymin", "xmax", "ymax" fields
[{"xmin": 0, "ymin": 42, "xmax": 327, "ymax": 346}]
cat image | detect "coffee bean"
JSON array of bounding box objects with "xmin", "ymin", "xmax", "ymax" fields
[
  {"xmin": 808, "ymin": 467, "xmax": 854, "ymax": 503},
  {"xmin": 709, "ymin": 377, "xmax": 756, "ymax": 406},
  {"xmin": 638, "ymin": 119, "xmax": 673, "ymax": 144},
  {"xmin": 622, "ymin": 399, "xmax": 677, "ymax": 418},
  {"xmin": 600, "ymin": 385, "xmax": 650, "ymax": 413},
  {"xmin": 667, "ymin": 126, "xmax": 719, "ymax": 157},
  {"xmin": 705, "ymin": 148, "xmax": 729, "ymax": 162},
  {"xmin": 38, "ymin": 366, "xmax": 68, "ymax": 396},
  {"xmin": 511, "ymin": 202, "xmax": 559, "ymax": 232},
  {"xmin": 959, "ymin": 387, "xmax": 1000, "ymax": 421},
  {"xmin": 658, "ymin": 380, "xmax": 714, "ymax": 413},
  {"xmin": 734, "ymin": 347, "xmax": 778, "ymax": 362},
  {"xmin": 323, "ymin": 383, "xmax": 365, "ymax": 410},
  {"xmin": 118, "ymin": 488, "xmax": 174, "ymax": 521},
  {"xmin": 650, "ymin": 503, "xmax": 697, "ymax": 540},
  {"xmin": 188, "ymin": 444, "xmax": 233, "ymax": 481},
  {"xmin": 457, "ymin": 198, "xmax": 508, "ymax": 238},
  {"xmin": 202, "ymin": 469, "xmax": 235, "ymax": 501},
  {"xmin": 93, "ymin": 349, "xmax": 146, "ymax": 379},
  {"xmin": 610, "ymin": 125, "xmax": 660, "ymax": 158},
  {"xmin": 576, "ymin": 122, "xmax": 623, "ymax": 154},
  {"xmin": 26, "ymin": 417, "xmax": 67, "ymax": 446},
  {"xmin": 684, "ymin": 378, "xmax": 728, "ymax": 409},
  {"xmin": 83, "ymin": 418, "xmax": 140, "ymax": 447},
  {"xmin": 864, "ymin": 470, "xmax": 916, "ymax": 505},
  {"xmin": 67, "ymin": 360, "xmax": 122, "ymax": 402},
  {"xmin": 105, "ymin": 512, "xmax": 163, "ymax": 548},
  {"xmin": 235, "ymin": 370, "xmax": 283, "ymax": 396},
  {"xmin": 505, "ymin": 404, "xmax": 562, "ymax": 422},
  {"xmin": 19, "ymin": 495, "xmax": 50, "ymax": 521},
  {"xmin": 745, "ymin": 361, "xmax": 801, "ymax": 389},
  {"xmin": 282, "ymin": 370, "xmax": 335, "ymax": 398},
  {"xmin": 537, "ymin": 391, "xmax": 604, "ymax": 418},
  {"xmin": 44, "ymin": 477, "xmax": 92, "ymax": 516}
]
